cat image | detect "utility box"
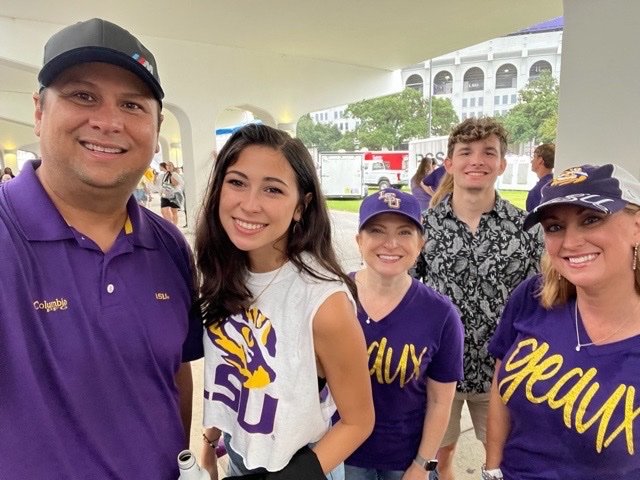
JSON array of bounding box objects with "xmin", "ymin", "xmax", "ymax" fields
[{"xmin": 319, "ymin": 152, "xmax": 367, "ymax": 199}]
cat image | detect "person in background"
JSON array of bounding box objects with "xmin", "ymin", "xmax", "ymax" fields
[
  {"xmin": 0, "ymin": 18, "xmax": 203, "ymax": 479},
  {"xmin": 3, "ymin": 167, "xmax": 15, "ymax": 178},
  {"xmin": 344, "ymin": 188, "xmax": 464, "ymax": 480},
  {"xmin": 1, "ymin": 173, "xmax": 12, "ymax": 183},
  {"xmin": 411, "ymin": 156, "xmax": 436, "ymax": 212},
  {"xmin": 485, "ymin": 163, "xmax": 640, "ymax": 479},
  {"xmin": 133, "ymin": 175, "xmax": 148, "ymax": 206},
  {"xmin": 525, "ymin": 143, "xmax": 555, "ymax": 211},
  {"xmin": 196, "ymin": 124, "xmax": 374, "ymax": 479},
  {"xmin": 159, "ymin": 160, "xmax": 184, "ymax": 225},
  {"xmin": 421, "ymin": 163, "xmax": 446, "ymax": 202},
  {"xmin": 413, "ymin": 118, "xmax": 543, "ymax": 480}
]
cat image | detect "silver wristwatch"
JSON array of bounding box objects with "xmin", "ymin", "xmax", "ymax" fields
[
  {"xmin": 481, "ymin": 465, "xmax": 504, "ymax": 480},
  {"xmin": 413, "ymin": 453, "xmax": 438, "ymax": 471}
]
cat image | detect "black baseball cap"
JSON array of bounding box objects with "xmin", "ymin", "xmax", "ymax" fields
[{"xmin": 38, "ymin": 18, "xmax": 164, "ymax": 103}]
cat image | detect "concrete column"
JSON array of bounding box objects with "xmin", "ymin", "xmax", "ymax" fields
[{"xmin": 556, "ymin": 0, "xmax": 640, "ymax": 177}]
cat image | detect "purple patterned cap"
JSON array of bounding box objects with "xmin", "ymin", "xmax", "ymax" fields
[
  {"xmin": 359, "ymin": 188, "xmax": 424, "ymax": 232},
  {"xmin": 524, "ymin": 163, "xmax": 640, "ymax": 230}
]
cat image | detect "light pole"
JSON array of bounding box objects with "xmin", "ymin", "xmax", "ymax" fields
[{"xmin": 427, "ymin": 59, "xmax": 433, "ymax": 138}]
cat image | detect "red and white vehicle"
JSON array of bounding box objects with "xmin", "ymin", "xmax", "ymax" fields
[{"xmin": 362, "ymin": 151, "xmax": 409, "ymax": 190}]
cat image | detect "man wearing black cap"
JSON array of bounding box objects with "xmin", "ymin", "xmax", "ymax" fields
[{"xmin": 0, "ymin": 19, "xmax": 203, "ymax": 479}]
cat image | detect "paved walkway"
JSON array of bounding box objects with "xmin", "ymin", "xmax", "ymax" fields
[{"xmin": 149, "ymin": 200, "xmax": 484, "ymax": 478}]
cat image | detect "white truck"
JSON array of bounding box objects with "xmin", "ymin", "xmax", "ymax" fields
[
  {"xmin": 318, "ymin": 152, "xmax": 367, "ymax": 199},
  {"xmin": 362, "ymin": 159, "xmax": 408, "ymax": 190}
]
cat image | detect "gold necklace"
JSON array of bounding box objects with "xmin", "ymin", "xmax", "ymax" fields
[
  {"xmin": 251, "ymin": 262, "xmax": 286, "ymax": 305},
  {"xmin": 575, "ymin": 300, "xmax": 639, "ymax": 351}
]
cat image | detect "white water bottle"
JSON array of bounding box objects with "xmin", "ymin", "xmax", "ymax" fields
[{"xmin": 177, "ymin": 449, "xmax": 210, "ymax": 480}]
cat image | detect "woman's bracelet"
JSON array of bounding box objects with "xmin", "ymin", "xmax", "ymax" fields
[{"xmin": 202, "ymin": 432, "xmax": 220, "ymax": 449}]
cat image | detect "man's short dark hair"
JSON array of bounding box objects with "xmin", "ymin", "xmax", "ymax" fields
[{"xmin": 534, "ymin": 143, "xmax": 555, "ymax": 169}]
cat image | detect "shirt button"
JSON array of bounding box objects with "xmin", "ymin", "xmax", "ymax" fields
[{"xmin": 107, "ymin": 284, "xmax": 115, "ymax": 294}]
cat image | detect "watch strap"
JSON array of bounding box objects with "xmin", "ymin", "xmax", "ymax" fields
[
  {"xmin": 414, "ymin": 453, "xmax": 438, "ymax": 471},
  {"xmin": 481, "ymin": 464, "xmax": 504, "ymax": 479}
]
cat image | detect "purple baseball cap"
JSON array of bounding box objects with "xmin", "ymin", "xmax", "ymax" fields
[
  {"xmin": 38, "ymin": 18, "xmax": 164, "ymax": 103},
  {"xmin": 359, "ymin": 188, "xmax": 424, "ymax": 232},
  {"xmin": 524, "ymin": 163, "xmax": 640, "ymax": 230}
]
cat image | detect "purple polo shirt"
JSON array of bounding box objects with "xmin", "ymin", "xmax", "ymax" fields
[
  {"xmin": 489, "ymin": 276, "xmax": 640, "ymax": 479},
  {"xmin": 0, "ymin": 161, "xmax": 203, "ymax": 479}
]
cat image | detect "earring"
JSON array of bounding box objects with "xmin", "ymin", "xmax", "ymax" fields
[
  {"xmin": 634, "ymin": 243, "xmax": 639, "ymax": 271},
  {"xmin": 292, "ymin": 221, "xmax": 301, "ymax": 236},
  {"xmin": 557, "ymin": 273, "xmax": 562, "ymax": 281}
]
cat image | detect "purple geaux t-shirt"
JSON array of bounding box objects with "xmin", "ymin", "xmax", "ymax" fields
[
  {"xmin": 345, "ymin": 277, "xmax": 464, "ymax": 471},
  {"xmin": 489, "ymin": 276, "xmax": 640, "ymax": 479}
]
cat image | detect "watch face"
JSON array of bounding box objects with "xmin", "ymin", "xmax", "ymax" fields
[{"xmin": 426, "ymin": 459, "xmax": 438, "ymax": 471}]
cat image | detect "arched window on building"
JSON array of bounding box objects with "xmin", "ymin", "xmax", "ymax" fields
[
  {"xmin": 405, "ymin": 74, "xmax": 424, "ymax": 95},
  {"xmin": 463, "ymin": 67, "xmax": 484, "ymax": 92},
  {"xmin": 495, "ymin": 63, "xmax": 517, "ymax": 89},
  {"xmin": 433, "ymin": 70, "xmax": 453, "ymax": 95},
  {"xmin": 529, "ymin": 60, "xmax": 552, "ymax": 82}
]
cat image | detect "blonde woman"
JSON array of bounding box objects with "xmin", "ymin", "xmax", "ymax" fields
[{"xmin": 486, "ymin": 164, "xmax": 640, "ymax": 479}]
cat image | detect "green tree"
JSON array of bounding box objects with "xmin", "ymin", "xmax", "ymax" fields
[
  {"xmin": 429, "ymin": 97, "xmax": 459, "ymax": 136},
  {"xmin": 332, "ymin": 131, "xmax": 358, "ymax": 151},
  {"xmin": 345, "ymin": 88, "xmax": 428, "ymax": 150},
  {"xmin": 503, "ymin": 71, "xmax": 559, "ymax": 144},
  {"xmin": 296, "ymin": 114, "xmax": 343, "ymax": 150}
]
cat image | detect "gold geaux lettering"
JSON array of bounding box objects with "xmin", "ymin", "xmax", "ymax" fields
[
  {"xmin": 499, "ymin": 337, "xmax": 639, "ymax": 455},
  {"xmin": 367, "ymin": 337, "xmax": 427, "ymax": 387}
]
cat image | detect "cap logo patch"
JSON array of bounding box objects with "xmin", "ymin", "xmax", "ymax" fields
[
  {"xmin": 132, "ymin": 53, "xmax": 154, "ymax": 74},
  {"xmin": 550, "ymin": 167, "xmax": 589, "ymax": 187},
  {"xmin": 378, "ymin": 190, "xmax": 401, "ymax": 209}
]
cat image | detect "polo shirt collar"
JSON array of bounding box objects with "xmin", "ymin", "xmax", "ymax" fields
[{"xmin": 6, "ymin": 160, "xmax": 157, "ymax": 249}]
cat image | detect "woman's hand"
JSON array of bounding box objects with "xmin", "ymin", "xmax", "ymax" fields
[{"xmin": 200, "ymin": 428, "xmax": 221, "ymax": 480}]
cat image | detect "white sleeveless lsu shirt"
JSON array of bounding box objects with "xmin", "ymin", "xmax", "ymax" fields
[{"xmin": 203, "ymin": 255, "xmax": 354, "ymax": 471}]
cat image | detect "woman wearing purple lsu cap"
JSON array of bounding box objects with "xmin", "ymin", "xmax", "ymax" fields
[
  {"xmin": 343, "ymin": 188, "xmax": 464, "ymax": 480},
  {"xmin": 484, "ymin": 164, "xmax": 640, "ymax": 479}
]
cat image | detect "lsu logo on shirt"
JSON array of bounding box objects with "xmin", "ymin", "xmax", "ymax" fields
[{"xmin": 206, "ymin": 307, "xmax": 278, "ymax": 434}]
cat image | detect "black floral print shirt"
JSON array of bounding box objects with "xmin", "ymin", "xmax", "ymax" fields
[{"xmin": 415, "ymin": 194, "xmax": 543, "ymax": 393}]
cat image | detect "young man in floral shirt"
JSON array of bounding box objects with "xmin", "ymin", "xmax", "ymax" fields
[{"xmin": 414, "ymin": 118, "xmax": 543, "ymax": 480}]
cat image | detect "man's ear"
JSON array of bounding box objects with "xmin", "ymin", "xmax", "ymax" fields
[
  {"xmin": 443, "ymin": 157, "xmax": 452, "ymax": 173},
  {"xmin": 498, "ymin": 156, "xmax": 507, "ymax": 175},
  {"xmin": 155, "ymin": 113, "xmax": 164, "ymax": 153},
  {"xmin": 33, "ymin": 92, "xmax": 43, "ymax": 137}
]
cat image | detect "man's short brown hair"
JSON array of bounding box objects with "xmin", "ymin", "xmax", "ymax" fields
[
  {"xmin": 534, "ymin": 143, "xmax": 555, "ymax": 169},
  {"xmin": 447, "ymin": 117, "xmax": 509, "ymax": 159}
]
